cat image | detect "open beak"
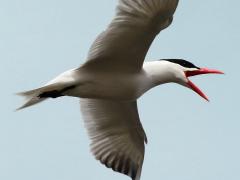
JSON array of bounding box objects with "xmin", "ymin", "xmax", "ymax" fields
[{"xmin": 185, "ymin": 68, "xmax": 224, "ymax": 101}]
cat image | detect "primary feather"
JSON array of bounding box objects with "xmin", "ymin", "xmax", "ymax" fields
[{"xmin": 80, "ymin": 99, "xmax": 147, "ymax": 180}]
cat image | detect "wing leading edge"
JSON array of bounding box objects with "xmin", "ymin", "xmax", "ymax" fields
[{"xmin": 83, "ymin": 0, "xmax": 179, "ymax": 72}]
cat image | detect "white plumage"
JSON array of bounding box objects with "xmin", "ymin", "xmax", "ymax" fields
[{"xmin": 18, "ymin": 1, "xmax": 181, "ymax": 180}]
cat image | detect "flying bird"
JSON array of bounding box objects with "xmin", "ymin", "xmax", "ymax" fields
[{"xmin": 17, "ymin": 0, "xmax": 223, "ymax": 180}]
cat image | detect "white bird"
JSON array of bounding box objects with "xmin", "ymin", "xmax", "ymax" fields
[{"xmin": 17, "ymin": 0, "xmax": 223, "ymax": 180}]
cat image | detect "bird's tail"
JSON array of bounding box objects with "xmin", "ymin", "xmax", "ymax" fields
[{"xmin": 16, "ymin": 84, "xmax": 61, "ymax": 111}]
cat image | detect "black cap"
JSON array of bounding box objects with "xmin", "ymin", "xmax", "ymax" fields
[{"xmin": 162, "ymin": 59, "xmax": 200, "ymax": 69}]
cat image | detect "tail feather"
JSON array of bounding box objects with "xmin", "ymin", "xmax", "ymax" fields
[
  {"xmin": 16, "ymin": 82, "xmax": 75, "ymax": 110},
  {"xmin": 16, "ymin": 87, "xmax": 49, "ymax": 111},
  {"xmin": 16, "ymin": 84, "xmax": 62, "ymax": 110},
  {"xmin": 16, "ymin": 68, "xmax": 78, "ymax": 110}
]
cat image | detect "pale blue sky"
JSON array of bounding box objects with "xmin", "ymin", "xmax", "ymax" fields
[{"xmin": 1, "ymin": 1, "xmax": 239, "ymax": 180}]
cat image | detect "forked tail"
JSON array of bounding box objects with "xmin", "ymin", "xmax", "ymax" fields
[
  {"xmin": 16, "ymin": 83, "xmax": 69, "ymax": 110},
  {"xmin": 16, "ymin": 86, "xmax": 49, "ymax": 110}
]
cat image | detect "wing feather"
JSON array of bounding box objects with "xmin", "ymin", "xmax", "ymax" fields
[
  {"xmin": 80, "ymin": 99, "xmax": 147, "ymax": 180},
  {"xmin": 83, "ymin": 0, "xmax": 179, "ymax": 72}
]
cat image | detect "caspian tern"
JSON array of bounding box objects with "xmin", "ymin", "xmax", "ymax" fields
[{"xmin": 17, "ymin": 0, "xmax": 223, "ymax": 180}]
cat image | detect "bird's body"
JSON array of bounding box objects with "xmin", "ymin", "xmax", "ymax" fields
[
  {"xmin": 17, "ymin": 1, "xmax": 223, "ymax": 180},
  {"xmin": 30, "ymin": 60, "xmax": 186, "ymax": 102},
  {"xmin": 63, "ymin": 67, "xmax": 150, "ymax": 101},
  {"xmin": 47, "ymin": 61, "xmax": 178, "ymax": 101}
]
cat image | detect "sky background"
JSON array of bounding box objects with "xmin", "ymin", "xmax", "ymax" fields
[{"xmin": 1, "ymin": 0, "xmax": 240, "ymax": 180}]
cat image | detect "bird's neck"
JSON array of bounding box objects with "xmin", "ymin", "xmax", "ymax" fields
[{"xmin": 143, "ymin": 61, "xmax": 178, "ymax": 87}]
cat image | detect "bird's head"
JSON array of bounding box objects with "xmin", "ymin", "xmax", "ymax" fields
[{"xmin": 162, "ymin": 59, "xmax": 224, "ymax": 101}]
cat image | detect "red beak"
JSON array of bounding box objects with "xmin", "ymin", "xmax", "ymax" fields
[{"xmin": 185, "ymin": 68, "xmax": 224, "ymax": 101}]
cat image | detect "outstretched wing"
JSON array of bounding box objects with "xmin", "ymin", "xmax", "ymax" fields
[
  {"xmin": 83, "ymin": 0, "xmax": 179, "ymax": 72},
  {"xmin": 80, "ymin": 99, "xmax": 147, "ymax": 180}
]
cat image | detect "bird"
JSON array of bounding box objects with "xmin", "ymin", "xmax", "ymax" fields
[{"xmin": 17, "ymin": 0, "xmax": 223, "ymax": 180}]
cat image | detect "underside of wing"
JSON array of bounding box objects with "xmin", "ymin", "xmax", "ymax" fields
[
  {"xmin": 80, "ymin": 99, "xmax": 147, "ymax": 180},
  {"xmin": 83, "ymin": 0, "xmax": 179, "ymax": 72}
]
